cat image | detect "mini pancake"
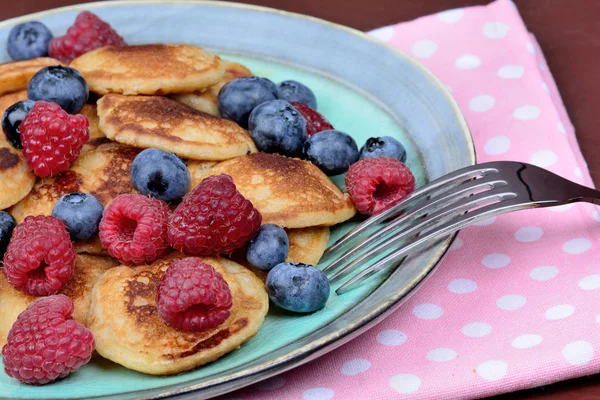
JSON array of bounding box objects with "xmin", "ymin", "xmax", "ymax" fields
[
  {"xmin": 88, "ymin": 253, "xmax": 268, "ymax": 375},
  {"xmin": 0, "ymin": 139, "xmax": 36, "ymax": 210},
  {"xmin": 80, "ymin": 103, "xmax": 105, "ymax": 140},
  {"xmin": 0, "ymin": 254, "xmax": 118, "ymax": 347},
  {"xmin": 0, "ymin": 57, "xmax": 62, "ymax": 96},
  {"xmin": 0, "ymin": 90, "xmax": 27, "ymax": 116},
  {"xmin": 171, "ymin": 60, "xmax": 252, "ymax": 116},
  {"xmin": 70, "ymin": 44, "xmax": 225, "ymax": 95},
  {"xmin": 97, "ymin": 94, "xmax": 257, "ymax": 160},
  {"xmin": 195, "ymin": 153, "xmax": 356, "ymax": 228},
  {"xmin": 73, "ymin": 236, "xmax": 110, "ymax": 257}
]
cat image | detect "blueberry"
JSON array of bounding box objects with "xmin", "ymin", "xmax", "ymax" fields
[
  {"xmin": 28, "ymin": 66, "xmax": 89, "ymax": 114},
  {"xmin": 248, "ymin": 99, "xmax": 307, "ymax": 156},
  {"xmin": 130, "ymin": 148, "xmax": 191, "ymax": 203},
  {"xmin": 265, "ymin": 262, "xmax": 330, "ymax": 313},
  {"xmin": 7, "ymin": 22, "xmax": 53, "ymax": 61},
  {"xmin": 302, "ymin": 129, "xmax": 359, "ymax": 175},
  {"xmin": 276, "ymin": 80, "xmax": 317, "ymax": 109},
  {"xmin": 2, "ymin": 100, "xmax": 35, "ymax": 149},
  {"xmin": 218, "ymin": 77, "xmax": 278, "ymax": 128},
  {"xmin": 52, "ymin": 192, "xmax": 104, "ymax": 242},
  {"xmin": 360, "ymin": 136, "xmax": 407, "ymax": 163},
  {"xmin": 246, "ymin": 224, "xmax": 289, "ymax": 271},
  {"xmin": 0, "ymin": 211, "xmax": 16, "ymax": 257}
]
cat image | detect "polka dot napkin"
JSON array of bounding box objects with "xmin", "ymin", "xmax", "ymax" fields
[{"xmin": 231, "ymin": 0, "xmax": 599, "ymax": 398}]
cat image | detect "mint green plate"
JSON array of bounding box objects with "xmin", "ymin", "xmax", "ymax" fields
[{"xmin": 0, "ymin": 1, "xmax": 475, "ymax": 399}]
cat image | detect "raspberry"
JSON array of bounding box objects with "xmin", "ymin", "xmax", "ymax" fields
[
  {"xmin": 98, "ymin": 194, "xmax": 170, "ymax": 265},
  {"xmin": 345, "ymin": 157, "xmax": 416, "ymax": 215},
  {"xmin": 3, "ymin": 216, "xmax": 75, "ymax": 296},
  {"xmin": 2, "ymin": 295, "xmax": 95, "ymax": 385},
  {"xmin": 168, "ymin": 174, "xmax": 262, "ymax": 256},
  {"xmin": 20, "ymin": 101, "xmax": 89, "ymax": 178},
  {"xmin": 156, "ymin": 258, "xmax": 233, "ymax": 331},
  {"xmin": 291, "ymin": 101, "xmax": 334, "ymax": 136},
  {"xmin": 49, "ymin": 11, "xmax": 126, "ymax": 64}
]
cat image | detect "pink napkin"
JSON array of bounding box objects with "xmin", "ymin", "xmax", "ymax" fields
[{"xmin": 232, "ymin": 0, "xmax": 599, "ymax": 398}]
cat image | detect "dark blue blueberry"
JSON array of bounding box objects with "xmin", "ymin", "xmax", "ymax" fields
[
  {"xmin": 248, "ymin": 99, "xmax": 307, "ymax": 157},
  {"xmin": 28, "ymin": 66, "xmax": 89, "ymax": 114},
  {"xmin": 0, "ymin": 211, "xmax": 16, "ymax": 257},
  {"xmin": 52, "ymin": 192, "xmax": 104, "ymax": 242},
  {"xmin": 130, "ymin": 148, "xmax": 191, "ymax": 203},
  {"xmin": 2, "ymin": 100, "xmax": 35, "ymax": 149},
  {"xmin": 276, "ymin": 80, "xmax": 317, "ymax": 109},
  {"xmin": 302, "ymin": 129, "xmax": 359, "ymax": 175},
  {"xmin": 360, "ymin": 136, "xmax": 407, "ymax": 163},
  {"xmin": 266, "ymin": 262, "xmax": 330, "ymax": 313},
  {"xmin": 246, "ymin": 224, "xmax": 289, "ymax": 271},
  {"xmin": 217, "ymin": 77, "xmax": 278, "ymax": 128},
  {"xmin": 7, "ymin": 22, "xmax": 53, "ymax": 61}
]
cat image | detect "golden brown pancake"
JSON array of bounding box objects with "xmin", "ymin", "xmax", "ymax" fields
[
  {"xmin": 70, "ymin": 44, "xmax": 225, "ymax": 95},
  {"xmin": 97, "ymin": 94, "xmax": 257, "ymax": 160},
  {"xmin": 73, "ymin": 236, "xmax": 110, "ymax": 257},
  {"xmin": 0, "ymin": 139, "xmax": 36, "ymax": 210},
  {"xmin": 171, "ymin": 60, "xmax": 252, "ymax": 116},
  {"xmin": 10, "ymin": 142, "xmax": 140, "ymax": 223},
  {"xmin": 0, "ymin": 254, "xmax": 118, "ymax": 347},
  {"xmin": 0, "ymin": 57, "xmax": 62, "ymax": 96},
  {"xmin": 0, "ymin": 90, "xmax": 27, "ymax": 117},
  {"xmin": 80, "ymin": 103, "xmax": 104, "ymax": 140},
  {"xmin": 194, "ymin": 153, "xmax": 356, "ymax": 228},
  {"xmin": 88, "ymin": 253, "xmax": 268, "ymax": 375}
]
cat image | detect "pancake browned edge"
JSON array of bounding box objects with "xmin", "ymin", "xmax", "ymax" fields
[
  {"xmin": 0, "ymin": 254, "xmax": 119, "ymax": 348},
  {"xmin": 88, "ymin": 253, "xmax": 268, "ymax": 375},
  {"xmin": 0, "ymin": 139, "xmax": 36, "ymax": 210},
  {"xmin": 0, "ymin": 57, "xmax": 63, "ymax": 96},
  {"xmin": 0, "ymin": 90, "xmax": 27, "ymax": 116}
]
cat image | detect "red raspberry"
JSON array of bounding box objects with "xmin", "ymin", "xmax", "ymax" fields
[
  {"xmin": 3, "ymin": 216, "xmax": 75, "ymax": 296},
  {"xmin": 99, "ymin": 194, "xmax": 170, "ymax": 265},
  {"xmin": 291, "ymin": 101, "xmax": 334, "ymax": 136},
  {"xmin": 2, "ymin": 294, "xmax": 95, "ymax": 385},
  {"xmin": 168, "ymin": 174, "xmax": 262, "ymax": 256},
  {"xmin": 20, "ymin": 101, "xmax": 89, "ymax": 178},
  {"xmin": 49, "ymin": 11, "xmax": 127, "ymax": 64},
  {"xmin": 345, "ymin": 157, "xmax": 416, "ymax": 216},
  {"xmin": 156, "ymin": 258, "xmax": 233, "ymax": 331}
]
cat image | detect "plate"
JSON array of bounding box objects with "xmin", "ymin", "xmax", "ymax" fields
[{"xmin": 0, "ymin": 1, "xmax": 475, "ymax": 399}]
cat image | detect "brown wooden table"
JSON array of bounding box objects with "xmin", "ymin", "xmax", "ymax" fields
[{"xmin": 2, "ymin": 1, "xmax": 599, "ymax": 398}]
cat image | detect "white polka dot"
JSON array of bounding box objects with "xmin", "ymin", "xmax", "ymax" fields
[
  {"xmin": 341, "ymin": 359, "xmax": 371, "ymax": 376},
  {"xmin": 450, "ymin": 237, "xmax": 464, "ymax": 250},
  {"xmin": 438, "ymin": 8, "xmax": 464, "ymax": 23},
  {"xmin": 476, "ymin": 360, "xmax": 508, "ymax": 381},
  {"xmin": 390, "ymin": 374, "xmax": 421, "ymax": 394},
  {"xmin": 562, "ymin": 341, "xmax": 594, "ymax": 366},
  {"xmin": 594, "ymin": 211, "xmax": 600, "ymax": 222},
  {"xmin": 530, "ymin": 150, "xmax": 558, "ymax": 168},
  {"xmin": 511, "ymin": 334, "xmax": 543, "ymax": 349},
  {"xmin": 539, "ymin": 62, "xmax": 546, "ymax": 71},
  {"xmin": 426, "ymin": 348, "xmax": 457, "ymax": 362},
  {"xmin": 527, "ymin": 42, "xmax": 536, "ymax": 54},
  {"xmin": 596, "ymin": 315, "xmax": 600, "ymax": 324},
  {"xmin": 541, "ymin": 82, "xmax": 550, "ymax": 92},
  {"xmin": 256, "ymin": 376, "xmax": 286, "ymax": 390},
  {"xmin": 303, "ymin": 388, "xmax": 334, "ymax": 400},
  {"xmin": 473, "ymin": 216, "xmax": 497, "ymax": 226},
  {"xmin": 369, "ymin": 26, "xmax": 395, "ymax": 41},
  {"xmin": 482, "ymin": 22, "xmax": 509, "ymax": 39},
  {"xmin": 558, "ymin": 122, "xmax": 566, "ymax": 134},
  {"xmin": 411, "ymin": 40, "xmax": 438, "ymax": 59},
  {"xmin": 484, "ymin": 136, "xmax": 511, "ymax": 155},
  {"xmin": 377, "ymin": 329, "xmax": 407, "ymax": 346},
  {"xmin": 445, "ymin": 84, "xmax": 452, "ymax": 92},
  {"xmin": 497, "ymin": 65, "xmax": 524, "ymax": 79},
  {"xmin": 496, "ymin": 294, "xmax": 526, "ymax": 311},
  {"xmin": 529, "ymin": 266, "xmax": 558, "ymax": 281},
  {"xmin": 545, "ymin": 304, "xmax": 575, "ymax": 320},
  {"xmin": 481, "ymin": 253, "xmax": 510, "ymax": 269},
  {"xmin": 513, "ymin": 105, "xmax": 541, "ymax": 120},
  {"xmin": 448, "ymin": 279, "xmax": 477, "ymax": 294},
  {"xmin": 413, "ymin": 304, "xmax": 443, "ymax": 320},
  {"xmin": 548, "ymin": 203, "xmax": 574, "ymax": 213},
  {"xmin": 563, "ymin": 238, "xmax": 592, "ymax": 254},
  {"xmin": 515, "ymin": 226, "xmax": 544, "ymax": 242},
  {"xmin": 468, "ymin": 95, "xmax": 495, "ymax": 112},
  {"xmin": 575, "ymin": 167, "xmax": 583, "ymax": 178},
  {"xmin": 455, "ymin": 54, "xmax": 481, "ymax": 70},
  {"xmin": 462, "ymin": 322, "xmax": 492, "ymax": 338},
  {"xmin": 579, "ymin": 274, "xmax": 600, "ymax": 291}
]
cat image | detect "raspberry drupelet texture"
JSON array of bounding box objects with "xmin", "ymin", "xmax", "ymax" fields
[
  {"xmin": 2, "ymin": 295, "xmax": 95, "ymax": 385},
  {"xmin": 290, "ymin": 101, "xmax": 334, "ymax": 136},
  {"xmin": 49, "ymin": 11, "xmax": 127, "ymax": 64},
  {"xmin": 20, "ymin": 101, "xmax": 89, "ymax": 178},
  {"xmin": 156, "ymin": 258, "xmax": 233, "ymax": 332},
  {"xmin": 3, "ymin": 216, "xmax": 75, "ymax": 296},
  {"xmin": 168, "ymin": 174, "xmax": 262, "ymax": 256},
  {"xmin": 345, "ymin": 157, "xmax": 416, "ymax": 216},
  {"xmin": 98, "ymin": 194, "xmax": 171, "ymax": 265}
]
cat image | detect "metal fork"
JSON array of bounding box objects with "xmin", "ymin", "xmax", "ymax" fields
[{"xmin": 323, "ymin": 161, "xmax": 600, "ymax": 295}]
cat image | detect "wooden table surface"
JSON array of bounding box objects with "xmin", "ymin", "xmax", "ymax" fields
[{"xmin": 2, "ymin": 1, "xmax": 599, "ymax": 399}]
